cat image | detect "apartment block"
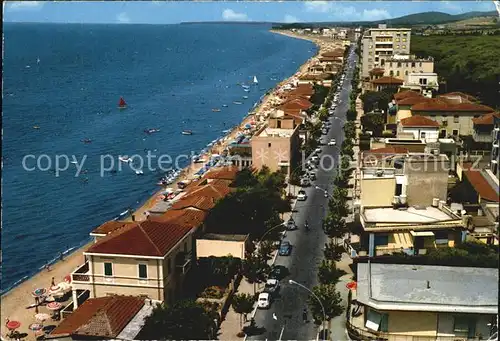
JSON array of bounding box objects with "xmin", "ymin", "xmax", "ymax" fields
[
  {"xmin": 492, "ymin": 114, "xmax": 500, "ymax": 177},
  {"xmin": 360, "ymin": 24, "xmax": 411, "ymax": 78}
]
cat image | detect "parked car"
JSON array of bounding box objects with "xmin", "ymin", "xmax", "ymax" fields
[
  {"xmin": 314, "ymin": 147, "xmax": 322, "ymax": 155},
  {"xmin": 286, "ymin": 218, "xmax": 297, "ymax": 231},
  {"xmin": 297, "ymin": 190, "xmax": 307, "ymax": 201},
  {"xmin": 264, "ymin": 279, "xmax": 280, "ymax": 294},
  {"xmin": 279, "ymin": 241, "xmax": 292, "ymax": 256},
  {"xmin": 328, "ymin": 139, "xmax": 336, "ymax": 146},
  {"xmin": 257, "ymin": 292, "xmax": 271, "ymax": 309},
  {"xmin": 311, "ymin": 156, "xmax": 319, "ymax": 164},
  {"xmin": 308, "ymin": 171, "xmax": 317, "ymax": 181},
  {"xmin": 300, "ymin": 177, "xmax": 310, "ymax": 187}
]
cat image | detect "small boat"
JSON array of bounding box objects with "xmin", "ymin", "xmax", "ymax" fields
[
  {"xmin": 70, "ymin": 161, "xmax": 78, "ymax": 164},
  {"xmin": 36, "ymin": 57, "xmax": 40, "ymax": 64},
  {"xmin": 118, "ymin": 96, "xmax": 127, "ymax": 109},
  {"xmin": 135, "ymin": 170, "xmax": 144, "ymax": 175},
  {"xmin": 33, "ymin": 125, "xmax": 40, "ymax": 129},
  {"xmin": 144, "ymin": 128, "xmax": 160, "ymax": 134},
  {"xmin": 212, "ymin": 108, "xmax": 221, "ymax": 112},
  {"xmin": 82, "ymin": 138, "xmax": 92, "ymax": 144},
  {"xmin": 119, "ymin": 156, "xmax": 132, "ymax": 163},
  {"xmin": 253, "ymin": 76, "xmax": 258, "ymax": 84},
  {"xmin": 243, "ymin": 89, "xmax": 250, "ymax": 92},
  {"xmin": 222, "ymin": 104, "xmax": 228, "ymax": 107},
  {"xmin": 222, "ymin": 129, "xmax": 231, "ymax": 133},
  {"xmin": 182, "ymin": 130, "xmax": 193, "ymax": 135},
  {"xmin": 243, "ymin": 96, "xmax": 248, "ymax": 99},
  {"xmin": 233, "ymin": 101, "xmax": 243, "ymax": 105},
  {"xmin": 241, "ymin": 84, "xmax": 250, "ymax": 89}
]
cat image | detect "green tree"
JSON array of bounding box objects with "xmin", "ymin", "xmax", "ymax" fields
[
  {"xmin": 323, "ymin": 212, "xmax": 347, "ymax": 243},
  {"xmin": 360, "ymin": 90, "xmax": 395, "ymax": 113},
  {"xmin": 242, "ymin": 253, "xmax": 270, "ymax": 294},
  {"xmin": 232, "ymin": 293, "xmax": 256, "ymax": 328},
  {"xmin": 318, "ymin": 260, "xmax": 344, "ymax": 285},
  {"xmin": 140, "ymin": 300, "xmax": 215, "ymax": 340},
  {"xmin": 308, "ymin": 284, "xmax": 344, "ymax": 325},
  {"xmin": 333, "ymin": 174, "xmax": 348, "ymax": 188},
  {"xmin": 323, "ymin": 240, "xmax": 344, "ymax": 262},
  {"xmin": 361, "ymin": 112, "xmax": 386, "ymax": 136}
]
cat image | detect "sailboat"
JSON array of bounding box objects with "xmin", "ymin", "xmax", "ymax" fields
[
  {"xmin": 118, "ymin": 97, "xmax": 127, "ymax": 110},
  {"xmin": 253, "ymin": 76, "xmax": 258, "ymax": 84}
]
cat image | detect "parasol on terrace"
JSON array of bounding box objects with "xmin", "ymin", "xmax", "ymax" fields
[
  {"xmin": 64, "ymin": 275, "xmax": 71, "ymax": 283},
  {"xmin": 346, "ymin": 281, "xmax": 357, "ymax": 290},
  {"xmin": 31, "ymin": 288, "xmax": 46, "ymax": 298},
  {"xmin": 5, "ymin": 319, "xmax": 21, "ymax": 331},
  {"xmin": 35, "ymin": 313, "xmax": 50, "ymax": 324},
  {"xmin": 46, "ymin": 302, "xmax": 62, "ymax": 311},
  {"xmin": 28, "ymin": 323, "xmax": 43, "ymax": 331}
]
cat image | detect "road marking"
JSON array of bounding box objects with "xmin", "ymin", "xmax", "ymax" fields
[{"xmin": 278, "ymin": 325, "xmax": 285, "ymax": 341}]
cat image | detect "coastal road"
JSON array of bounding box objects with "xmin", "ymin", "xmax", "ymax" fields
[{"xmin": 248, "ymin": 45, "xmax": 357, "ymax": 341}]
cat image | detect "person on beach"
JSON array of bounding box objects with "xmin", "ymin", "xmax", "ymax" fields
[
  {"xmin": 45, "ymin": 264, "xmax": 51, "ymax": 272},
  {"xmin": 60, "ymin": 252, "xmax": 64, "ymax": 261},
  {"xmin": 51, "ymin": 277, "xmax": 55, "ymax": 287}
]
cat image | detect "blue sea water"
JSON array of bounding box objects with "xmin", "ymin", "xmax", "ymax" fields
[{"xmin": 1, "ymin": 23, "xmax": 316, "ymax": 292}]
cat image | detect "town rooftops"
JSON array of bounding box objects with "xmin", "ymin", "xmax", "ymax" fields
[
  {"xmin": 150, "ymin": 207, "xmax": 207, "ymax": 229},
  {"xmin": 400, "ymin": 116, "xmax": 440, "ymax": 127},
  {"xmin": 472, "ymin": 112, "xmax": 500, "ymax": 125},
  {"xmin": 371, "ymin": 76, "xmax": 404, "ymax": 85},
  {"xmin": 368, "ymin": 68, "xmax": 384, "ymax": 75},
  {"xmin": 49, "ymin": 296, "xmax": 147, "ymax": 339},
  {"xmin": 171, "ymin": 182, "xmax": 232, "ymax": 211},
  {"xmin": 393, "ymin": 90, "xmax": 421, "ymax": 101},
  {"xmin": 201, "ymin": 233, "xmax": 249, "ymax": 242},
  {"xmin": 396, "ymin": 96, "xmax": 433, "ymax": 106},
  {"xmin": 90, "ymin": 221, "xmax": 135, "ymax": 237},
  {"xmin": 438, "ymin": 92, "xmax": 478, "ymax": 104},
  {"xmin": 257, "ymin": 126, "xmax": 296, "ymax": 138},
  {"xmin": 204, "ymin": 166, "xmax": 239, "ymax": 181},
  {"xmin": 361, "ymin": 206, "xmax": 459, "ymax": 226},
  {"xmin": 411, "ymin": 98, "xmax": 494, "ymax": 113},
  {"xmin": 280, "ymin": 97, "xmax": 313, "ymax": 110},
  {"xmin": 463, "ymin": 170, "xmax": 499, "ymax": 202},
  {"xmin": 321, "ymin": 49, "xmax": 344, "ymax": 58},
  {"xmin": 85, "ymin": 219, "xmax": 193, "ymax": 257},
  {"xmin": 356, "ymin": 263, "xmax": 498, "ymax": 314},
  {"xmin": 298, "ymin": 73, "xmax": 332, "ymax": 81}
]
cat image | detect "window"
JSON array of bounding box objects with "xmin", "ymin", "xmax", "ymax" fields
[
  {"xmin": 454, "ymin": 315, "xmax": 477, "ymax": 338},
  {"xmin": 396, "ymin": 44, "xmax": 400, "ymax": 49},
  {"xmin": 268, "ymin": 143, "xmax": 272, "ymax": 148},
  {"xmin": 397, "ymin": 62, "xmax": 402, "ymax": 67},
  {"xmin": 389, "ymin": 62, "xmax": 392, "ymax": 67},
  {"xmin": 411, "ymin": 62, "xmax": 416, "ymax": 67},
  {"xmin": 453, "ymin": 115, "xmax": 459, "ymax": 123},
  {"xmin": 104, "ymin": 262, "xmax": 113, "ymax": 276},
  {"xmin": 277, "ymin": 121, "xmax": 281, "ymax": 128},
  {"xmin": 374, "ymin": 234, "xmax": 389, "ymax": 246},
  {"xmin": 403, "ymin": 38, "xmax": 407, "ymax": 42},
  {"xmin": 420, "ymin": 132, "xmax": 426, "ymax": 139},
  {"xmin": 395, "ymin": 184, "xmax": 403, "ymax": 196},
  {"xmin": 167, "ymin": 258, "xmax": 171, "ymax": 275},
  {"xmin": 402, "ymin": 45, "xmax": 406, "ymax": 49},
  {"xmin": 390, "ymin": 70, "xmax": 394, "ymax": 76},
  {"xmin": 434, "ymin": 231, "xmax": 449, "ymax": 244},
  {"xmin": 452, "ymin": 129, "xmax": 459, "ymax": 136},
  {"xmin": 395, "ymin": 38, "xmax": 400, "ymax": 42},
  {"xmin": 442, "ymin": 120, "xmax": 448, "ymax": 127},
  {"xmin": 396, "ymin": 70, "xmax": 400, "ymax": 76},
  {"xmin": 405, "ymin": 70, "xmax": 408, "ymax": 76},
  {"xmin": 419, "ymin": 62, "xmax": 422, "ymax": 67},
  {"xmin": 138, "ymin": 264, "xmax": 147, "ymax": 279},
  {"xmin": 440, "ymin": 129, "xmax": 447, "ymax": 138}
]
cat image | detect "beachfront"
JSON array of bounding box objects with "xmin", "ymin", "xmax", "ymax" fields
[{"xmin": 1, "ymin": 29, "xmax": 344, "ymax": 340}]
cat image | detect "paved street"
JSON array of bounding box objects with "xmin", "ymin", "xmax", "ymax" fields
[{"xmin": 248, "ymin": 46, "xmax": 357, "ymax": 341}]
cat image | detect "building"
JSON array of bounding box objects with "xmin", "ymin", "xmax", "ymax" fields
[
  {"xmin": 348, "ymin": 263, "xmax": 498, "ymax": 341},
  {"xmin": 472, "ymin": 112, "xmax": 500, "ymax": 143},
  {"xmin": 360, "ymin": 24, "xmax": 411, "ymax": 78},
  {"xmin": 402, "ymin": 72, "xmax": 439, "ymax": 98},
  {"xmin": 492, "ymin": 113, "xmax": 500, "ymax": 177},
  {"xmin": 48, "ymin": 296, "xmax": 157, "ymax": 340},
  {"xmin": 196, "ymin": 233, "xmax": 250, "ymax": 259},
  {"xmin": 71, "ymin": 220, "xmax": 196, "ymax": 307},
  {"xmin": 397, "ymin": 116, "xmax": 440, "ymax": 143},
  {"xmin": 251, "ymin": 120, "xmax": 301, "ymax": 177},
  {"xmin": 368, "ymin": 76, "xmax": 404, "ymax": 92}
]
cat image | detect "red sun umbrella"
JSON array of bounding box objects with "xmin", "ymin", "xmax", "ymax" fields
[
  {"xmin": 346, "ymin": 281, "xmax": 357, "ymax": 290},
  {"xmin": 46, "ymin": 302, "xmax": 62, "ymax": 311},
  {"xmin": 6, "ymin": 320, "xmax": 21, "ymax": 330},
  {"xmin": 64, "ymin": 275, "xmax": 71, "ymax": 283}
]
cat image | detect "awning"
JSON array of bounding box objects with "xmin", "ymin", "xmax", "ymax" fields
[
  {"xmin": 410, "ymin": 231, "xmax": 435, "ymax": 237},
  {"xmin": 365, "ymin": 309, "xmax": 382, "ymax": 331}
]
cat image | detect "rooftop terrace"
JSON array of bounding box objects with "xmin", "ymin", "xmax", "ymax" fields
[{"xmin": 362, "ymin": 206, "xmax": 457, "ymax": 224}]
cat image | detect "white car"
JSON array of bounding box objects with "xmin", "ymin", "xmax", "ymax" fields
[
  {"xmin": 297, "ymin": 190, "xmax": 307, "ymax": 201},
  {"xmin": 314, "ymin": 147, "xmax": 322, "ymax": 155},
  {"xmin": 328, "ymin": 139, "xmax": 336, "ymax": 146},
  {"xmin": 258, "ymin": 292, "xmax": 271, "ymax": 309}
]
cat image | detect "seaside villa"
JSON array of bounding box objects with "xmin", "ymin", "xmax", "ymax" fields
[{"xmin": 347, "ymin": 263, "xmax": 498, "ymax": 341}]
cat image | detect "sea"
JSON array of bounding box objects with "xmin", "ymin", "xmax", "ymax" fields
[{"xmin": 1, "ymin": 23, "xmax": 317, "ymax": 293}]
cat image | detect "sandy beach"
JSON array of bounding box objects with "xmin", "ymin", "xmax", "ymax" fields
[{"xmin": 1, "ymin": 29, "xmax": 341, "ymax": 341}]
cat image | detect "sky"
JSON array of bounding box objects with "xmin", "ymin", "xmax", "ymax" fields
[{"xmin": 3, "ymin": 1, "xmax": 497, "ymax": 24}]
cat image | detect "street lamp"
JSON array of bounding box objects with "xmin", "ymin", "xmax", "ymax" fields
[{"xmin": 288, "ymin": 279, "xmax": 327, "ymax": 340}]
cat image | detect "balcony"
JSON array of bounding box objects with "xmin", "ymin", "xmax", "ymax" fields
[
  {"xmin": 176, "ymin": 251, "xmax": 192, "ymax": 275},
  {"xmin": 472, "ymin": 131, "xmax": 493, "ymax": 143},
  {"xmin": 71, "ymin": 261, "xmax": 90, "ymax": 282}
]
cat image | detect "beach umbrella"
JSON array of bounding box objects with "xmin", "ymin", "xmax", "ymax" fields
[
  {"xmin": 5, "ymin": 320, "xmax": 21, "ymax": 331},
  {"xmin": 46, "ymin": 302, "xmax": 62, "ymax": 311},
  {"xmin": 31, "ymin": 288, "xmax": 47, "ymax": 298},
  {"xmin": 29, "ymin": 323, "xmax": 43, "ymax": 331},
  {"xmin": 64, "ymin": 275, "xmax": 72, "ymax": 283},
  {"xmin": 35, "ymin": 313, "xmax": 50, "ymax": 325}
]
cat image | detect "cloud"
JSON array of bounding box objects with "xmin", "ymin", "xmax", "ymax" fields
[
  {"xmin": 7, "ymin": 1, "xmax": 43, "ymax": 11},
  {"xmin": 116, "ymin": 12, "xmax": 130, "ymax": 23},
  {"xmin": 304, "ymin": 1, "xmax": 332, "ymax": 13},
  {"xmin": 283, "ymin": 14, "xmax": 299, "ymax": 23},
  {"xmin": 362, "ymin": 9, "xmax": 391, "ymax": 20},
  {"xmin": 222, "ymin": 9, "xmax": 248, "ymax": 21}
]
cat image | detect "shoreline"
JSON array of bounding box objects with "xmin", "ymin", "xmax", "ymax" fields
[{"xmin": 2, "ymin": 29, "xmax": 338, "ymax": 340}]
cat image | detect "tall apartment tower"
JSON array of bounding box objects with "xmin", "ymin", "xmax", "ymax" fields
[{"xmin": 360, "ymin": 24, "xmax": 411, "ymax": 78}]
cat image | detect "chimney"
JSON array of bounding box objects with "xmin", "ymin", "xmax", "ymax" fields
[{"xmin": 426, "ymin": 280, "xmax": 430, "ymax": 289}]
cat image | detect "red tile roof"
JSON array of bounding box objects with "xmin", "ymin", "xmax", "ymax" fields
[
  {"xmin": 472, "ymin": 112, "xmax": 500, "ymax": 125},
  {"xmin": 438, "ymin": 92, "xmax": 478, "ymax": 104},
  {"xmin": 280, "ymin": 97, "xmax": 313, "ymax": 110},
  {"xmin": 369, "ymin": 68, "xmax": 385, "ymax": 75},
  {"xmin": 298, "ymin": 73, "xmax": 331, "ymax": 81},
  {"xmin": 150, "ymin": 208, "xmax": 207, "ymax": 229},
  {"xmin": 394, "ymin": 90, "xmax": 421, "ymax": 101},
  {"xmin": 86, "ymin": 220, "xmax": 192, "ymax": 257},
  {"xmin": 204, "ymin": 166, "xmax": 239, "ymax": 181},
  {"xmin": 171, "ymin": 183, "xmax": 231, "ymax": 211},
  {"xmin": 371, "ymin": 76, "xmax": 404, "ymax": 85},
  {"xmin": 411, "ymin": 99, "xmax": 494, "ymax": 113},
  {"xmin": 91, "ymin": 221, "xmax": 135, "ymax": 236},
  {"xmin": 321, "ymin": 49, "xmax": 344, "ymax": 58},
  {"xmin": 400, "ymin": 116, "xmax": 440, "ymax": 127},
  {"xmin": 396, "ymin": 96, "xmax": 433, "ymax": 106},
  {"xmin": 50, "ymin": 296, "xmax": 145, "ymax": 338},
  {"xmin": 464, "ymin": 171, "xmax": 499, "ymax": 202}
]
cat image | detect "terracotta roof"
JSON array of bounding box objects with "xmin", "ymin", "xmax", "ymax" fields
[
  {"xmin": 171, "ymin": 183, "xmax": 231, "ymax": 211},
  {"xmin": 204, "ymin": 166, "xmax": 239, "ymax": 181},
  {"xmin": 86, "ymin": 220, "xmax": 192, "ymax": 257},
  {"xmin": 91, "ymin": 221, "xmax": 135, "ymax": 236},
  {"xmin": 150, "ymin": 208, "xmax": 207, "ymax": 229},
  {"xmin": 394, "ymin": 90, "xmax": 422, "ymax": 101},
  {"xmin": 396, "ymin": 96, "xmax": 433, "ymax": 106},
  {"xmin": 298, "ymin": 73, "xmax": 331, "ymax": 81},
  {"xmin": 464, "ymin": 171, "xmax": 499, "ymax": 202},
  {"xmin": 280, "ymin": 97, "xmax": 313, "ymax": 110},
  {"xmin": 400, "ymin": 116, "xmax": 440, "ymax": 127},
  {"xmin": 369, "ymin": 68, "xmax": 385, "ymax": 75},
  {"xmin": 411, "ymin": 99, "xmax": 494, "ymax": 113},
  {"xmin": 472, "ymin": 112, "xmax": 500, "ymax": 125},
  {"xmin": 371, "ymin": 76, "xmax": 404, "ymax": 85},
  {"xmin": 438, "ymin": 92, "xmax": 478, "ymax": 104},
  {"xmin": 50, "ymin": 296, "xmax": 145, "ymax": 338},
  {"xmin": 321, "ymin": 49, "xmax": 344, "ymax": 58},
  {"xmin": 288, "ymin": 85, "xmax": 314, "ymax": 97}
]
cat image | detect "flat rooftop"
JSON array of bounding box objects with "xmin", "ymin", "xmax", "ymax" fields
[
  {"xmin": 357, "ymin": 263, "xmax": 498, "ymax": 314},
  {"xmin": 201, "ymin": 233, "xmax": 248, "ymax": 242},
  {"xmin": 258, "ymin": 127, "xmax": 295, "ymax": 138},
  {"xmin": 362, "ymin": 206, "xmax": 455, "ymax": 223}
]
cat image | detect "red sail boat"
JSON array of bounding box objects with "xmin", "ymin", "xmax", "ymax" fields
[{"xmin": 118, "ymin": 96, "xmax": 127, "ymax": 109}]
